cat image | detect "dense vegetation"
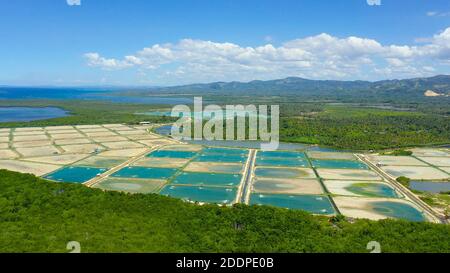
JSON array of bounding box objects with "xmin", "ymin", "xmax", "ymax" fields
[
  {"xmin": 0, "ymin": 170, "xmax": 449, "ymax": 253},
  {"xmin": 1, "ymin": 95, "xmax": 449, "ymax": 150},
  {"xmin": 280, "ymin": 107, "xmax": 450, "ymax": 150}
]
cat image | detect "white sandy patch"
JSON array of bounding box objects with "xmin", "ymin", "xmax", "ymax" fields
[
  {"xmin": 126, "ymin": 134, "xmax": 161, "ymax": 140},
  {"xmin": 75, "ymin": 125, "xmax": 103, "ymax": 129},
  {"xmin": 97, "ymin": 148, "xmax": 148, "ymax": 157},
  {"xmin": 439, "ymin": 167, "xmax": 450, "ymax": 174},
  {"xmin": 411, "ymin": 148, "xmax": 449, "ymax": 157},
  {"xmin": 0, "ymin": 159, "xmax": 60, "ymax": 176},
  {"xmin": 367, "ymin": 155, "xmax": 428, "ymax": 166},
  {"xmin": 91, "ymin": 136, "xmax": 129, "ymax": 143},
  {"xmin": 14, "ymin": 127, "xmax": 43, "ymax": 132},
  {"xmin": 13, "ymin": 140, "xmax": 53, "ymax": 148},
  {"xmin": 0, "ymin": 128, "xmax": 11, "ymax": 133},
  {"xmin": 417, "ymin": 156, "xmax": 450, "ymax": 167},
  {"xmin": 23, "ymin": 154, "xmax": 90, "ymax": 165},
  {"xmin": 0, "ymin": 149, "xmax": 19, "ymax": 159},
  {"xmin": 13, "ymin": 134, "xmax": 49, "ymax": 142},
  {"xmin": 116, "ymin": 130, "xmax": 148, "ymax": 135},
  {"xmin": 11, "ymin": 131, "xmax": 45, "ymax": 136},
  {"xmin": 0, "ymin": 143, "xmax": 9, "ymax": 149},
  {"xmin": 85, "ymin": 131, "xmax": 118, "ymax": 137},
  {"xmin": 79, "ymin": 128, "xmax": 111, "ymax": 133},
  {"xmin": 381, "ymin": 165, "xmax": 449, "ymax": 180},
  {"xmin": 50, "ymin": 133, "xmax": 85, "ymax": 140},
  {"xmin": 102, "ymin": 141, "xmax": 145, "ymax": 149},
  {"xmin": 44, "ymin": 126, "xmax": 74, "ymax": 130},
  {"xmin": 0, "ymin": 136, "xmax": 10, "ymax": 142},
  {"xmin": 54, "ymin": 138, "xmax": 92, "ymax": 145},
  {"xmin": 46, "ymin": 129, "xmax": 79, "ymax": 134},
  {"xmin": 61, "ymin": 144, "xmax": 104, "ymax": 154},
  {"xmin": 110, "ymin": 126, "xmax": 134, "ymax": 131},
  {"xmin": 317, "ymin": 168, "xmax": 382, "ymax": 181},
  {"xmin": 16, "ymin": 145, "xmax": 60, "ymax": 157}
]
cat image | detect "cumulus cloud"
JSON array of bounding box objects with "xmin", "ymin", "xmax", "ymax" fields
[{"xmin": 84, "ymin": 27, "xmax": 450, "ymax": 84}]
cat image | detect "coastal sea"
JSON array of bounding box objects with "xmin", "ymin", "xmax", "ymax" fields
[{"xmin": 0, "ymin": 87, "xmax": 192, "ymax": 104}]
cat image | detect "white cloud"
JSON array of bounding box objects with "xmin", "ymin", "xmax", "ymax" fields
[
  {"xmin": 367, "ymin": 0, "xmax": 381, "ymax": 6},
  {"xmin": 67, "ymin": 0, "xmax": 81, "ymax": 6},
  {"xmin": 84, "ymin": 27, "xmax": 450, "ymax": 84},
  {"xmin": 427, "ymin": 11, "xmax": 450, "ymax": 17}
]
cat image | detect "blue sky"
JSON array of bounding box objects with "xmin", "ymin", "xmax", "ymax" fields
[{"xmin": 1, "ymin": 0, "xmax": 450, "ymax": 86}]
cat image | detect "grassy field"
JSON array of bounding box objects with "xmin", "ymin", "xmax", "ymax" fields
[{"xmin": 0, "ymin": 170, "xmax": 449, "ymax": 253}]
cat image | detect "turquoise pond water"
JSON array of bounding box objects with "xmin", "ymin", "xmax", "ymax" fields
[
  {"xmin": 172, "ymin": 172, "xmax": 242, "ymax": 187},
  {"xmin": 199, "ymin": 164, "xmax": 244, "ymax": 174},
  {"xmin": 44, "ymin": 166, "xmax": 108, "ymax": 183},
  {"xmin": 311, "ymin": 159, "xmax": 368, "ymax": 169},
  {"xmin": 147, "ymin": 150, "xmax": 198, "ymax": 159},
  {"xmin": 256, "ymin": 157, "xmax": 309, "ymax": 167},
  {"xmin": 250, "ymin": 194, "xmax": 335, "ymax": 215},
  {"xmin": 111, "ymin": 166, "xmax": 178, "ymax": 179},
  {"xmin": 159, "ymin": 185, "xmax": 237, "ymax": 204},
  {"xmin": 346, "ymin": 183, "xmax": 399, "ymax": 198},
  {"xmin": 195, "ymin": 154, "xmax": 248, "ymax": 163},
  {"xmin": 369, "ymin": 201, "xmax": 426, "ymax": 222},
  {"xmin": 202, "ymin": 147, "xmax": 249, "ymax": 156},
  {"xmin": 255, "ymin": 167, "xmax": 313, "ymax": 179},
  {"xmin": 258, "ymin": 151, "xmax": 306, "ymax": 158}
]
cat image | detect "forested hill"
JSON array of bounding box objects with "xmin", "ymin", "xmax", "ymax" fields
[{"xmin": 136, "ymin": 75, "xmax": 450, "ymax": 102}]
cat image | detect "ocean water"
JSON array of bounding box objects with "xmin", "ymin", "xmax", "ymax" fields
[
  {"xmin": 0, "ymin": 87, "xmax": 192, "ymax": 104},
  {"xmin": 0, "ymin": 106, "xmax": 69, "ymax": 122}
]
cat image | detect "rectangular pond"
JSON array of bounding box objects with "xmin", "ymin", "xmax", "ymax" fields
[
  {"xmin": 147, "ymin": 150, "xmax": 198, "ymax": 159},
  {"xmin": 255, "ymin": 167, "xmax": 316, "ymax": 179},
  {"xmin": 43, "ymin": 166, "xmax": 108, "ymax": 183},
  {"xmin": 111, "ymin": 166, "xmax": 178, "ymax": 180},
  {"xmin": 195, "ymin": 153, "xmax": 248, "ymax": 163},
  {"xmin": 172, "ymin": 172, "xmax": 242, "ymax": 187},
  {"xmin": 256, "ymin": 157, "xmax": 309, "ymax": 167},
  {"xmin": 159, "ymin": 185, "xmax": 237, "ymax": 205},
  {"xmin": 93, "ymin": 178, "xmax": 166, "ymax": 194},
  {"xmin": 250, "ymin": 193, "xmax": 335, "ymax": 215},
  {"xmin": 258, "ymin": 151, "xmax": 306, "ymax": 159},
  {"xmin": 311, "ymin": 159, "xmax": 368, "ymax": 169}
]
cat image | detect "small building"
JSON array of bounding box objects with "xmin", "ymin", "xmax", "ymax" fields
[{"xmin": 139, "ymin": 121, "xmax": 151, "ymax": 125}]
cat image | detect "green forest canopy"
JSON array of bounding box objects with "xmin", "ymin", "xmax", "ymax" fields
[{"xmin": 0, "ymin": 170, "xmax": 449, "ymax": 253}]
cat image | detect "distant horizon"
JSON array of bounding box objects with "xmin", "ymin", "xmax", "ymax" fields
[{"xmin": 1, "ymin": 74, "xmax": 450, "ymax": 89}]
